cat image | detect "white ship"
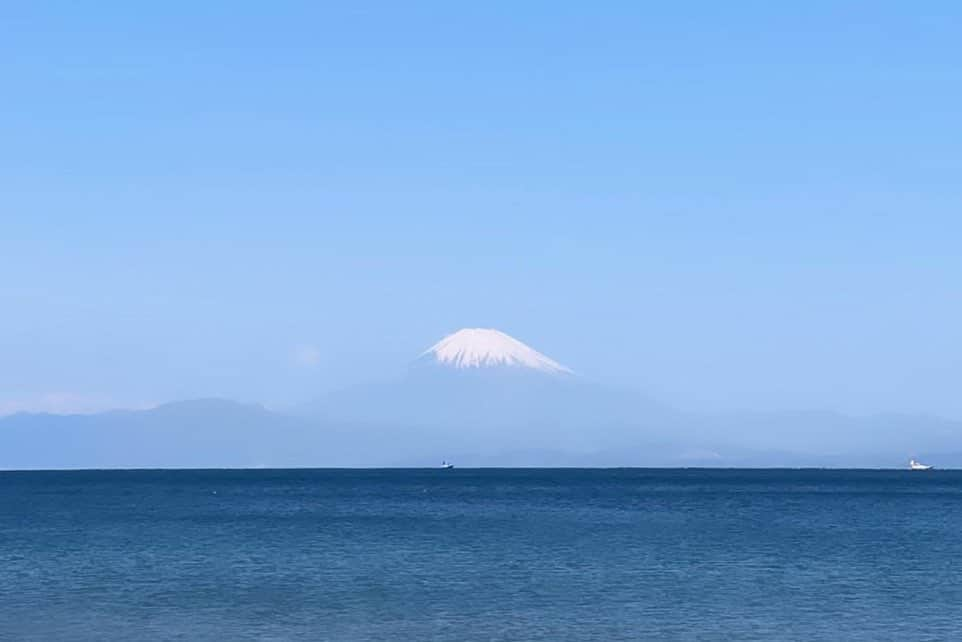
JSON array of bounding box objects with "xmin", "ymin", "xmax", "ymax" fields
[
  {"xmin": 909, "ymin": 459, "xmax": 932, "ymax": 471},
  {"xmin": 441, "ymin": 461, "xmax": 454, "ymax": 469}
]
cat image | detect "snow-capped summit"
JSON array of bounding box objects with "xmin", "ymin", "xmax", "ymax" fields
[{"xmin": 420, "ymin": 328, "xmax": 573, "ymax": 374}]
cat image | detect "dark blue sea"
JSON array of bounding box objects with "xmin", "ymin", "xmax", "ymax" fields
[{"xmin": 2, "ymin": 469, "xmax": 961, "ymax": 641}]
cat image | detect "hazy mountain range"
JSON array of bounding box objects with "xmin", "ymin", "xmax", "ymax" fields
[{"xmin": 2, "ymin": 328, "xmax": 960, "ymax": 469}]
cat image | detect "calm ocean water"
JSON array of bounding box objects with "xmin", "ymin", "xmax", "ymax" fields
[{"xmin": 1, "ymin": 469, "xmax": 961, "ymax": 641}]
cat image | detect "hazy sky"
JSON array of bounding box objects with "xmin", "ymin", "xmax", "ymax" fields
[{"xmin": 2, "ymin": 3, "xmax": 961, "ymax": 417}]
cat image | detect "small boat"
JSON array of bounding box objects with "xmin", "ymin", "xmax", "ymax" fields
[
  {"xmin": 909, "ymin": 459, "xmax": 933, "ymax": 471},
  {"xmin": 441, "ymin": 461, "xmax": 454, "ymax": 469}
]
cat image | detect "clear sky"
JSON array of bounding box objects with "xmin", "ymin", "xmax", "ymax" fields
[{"xmin": 2, "ymin": 2, "xmax": 961, "ymax": 417}]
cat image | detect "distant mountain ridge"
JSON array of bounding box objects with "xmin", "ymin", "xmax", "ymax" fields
[{"xmin": 4, "ymin": 398, "xmax": 962, "ymax": 469}]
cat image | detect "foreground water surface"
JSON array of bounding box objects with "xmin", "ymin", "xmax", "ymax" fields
[{"xmin": 1, "ymin": 468, "xmax": 960, "ymax": 641}]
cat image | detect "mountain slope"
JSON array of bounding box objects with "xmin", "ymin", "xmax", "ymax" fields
[{"xmin": 0, "ymin": 400, "xmax": 328, "ymax": 469}]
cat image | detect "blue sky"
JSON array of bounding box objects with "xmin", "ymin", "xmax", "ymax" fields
[{"xmin": 2, "ymin": 2, "xmax": 961, "ymax": 416}]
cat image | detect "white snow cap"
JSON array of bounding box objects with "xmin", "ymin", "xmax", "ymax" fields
[{"xmin": 422, "ymin": 328, "xmax": 573, "ymax": 374}]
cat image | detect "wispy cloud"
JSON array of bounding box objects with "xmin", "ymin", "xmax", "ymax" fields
[
  {"xmin": 293, "ymin": 344, "xmax": 322, "ymax": 367},
  {"xmin": 0, "ymin": 393, "xmax": 142, "ymax": 417}
]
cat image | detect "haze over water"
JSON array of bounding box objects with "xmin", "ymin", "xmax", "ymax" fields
[{"xmin": 3, "ymin": 468, "xmax": 961, "ymax": 641}]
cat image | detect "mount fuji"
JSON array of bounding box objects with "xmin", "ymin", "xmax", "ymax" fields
[{"xmin": 302, "ymin": 328, "xmax": 675, "ymax": 462}]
